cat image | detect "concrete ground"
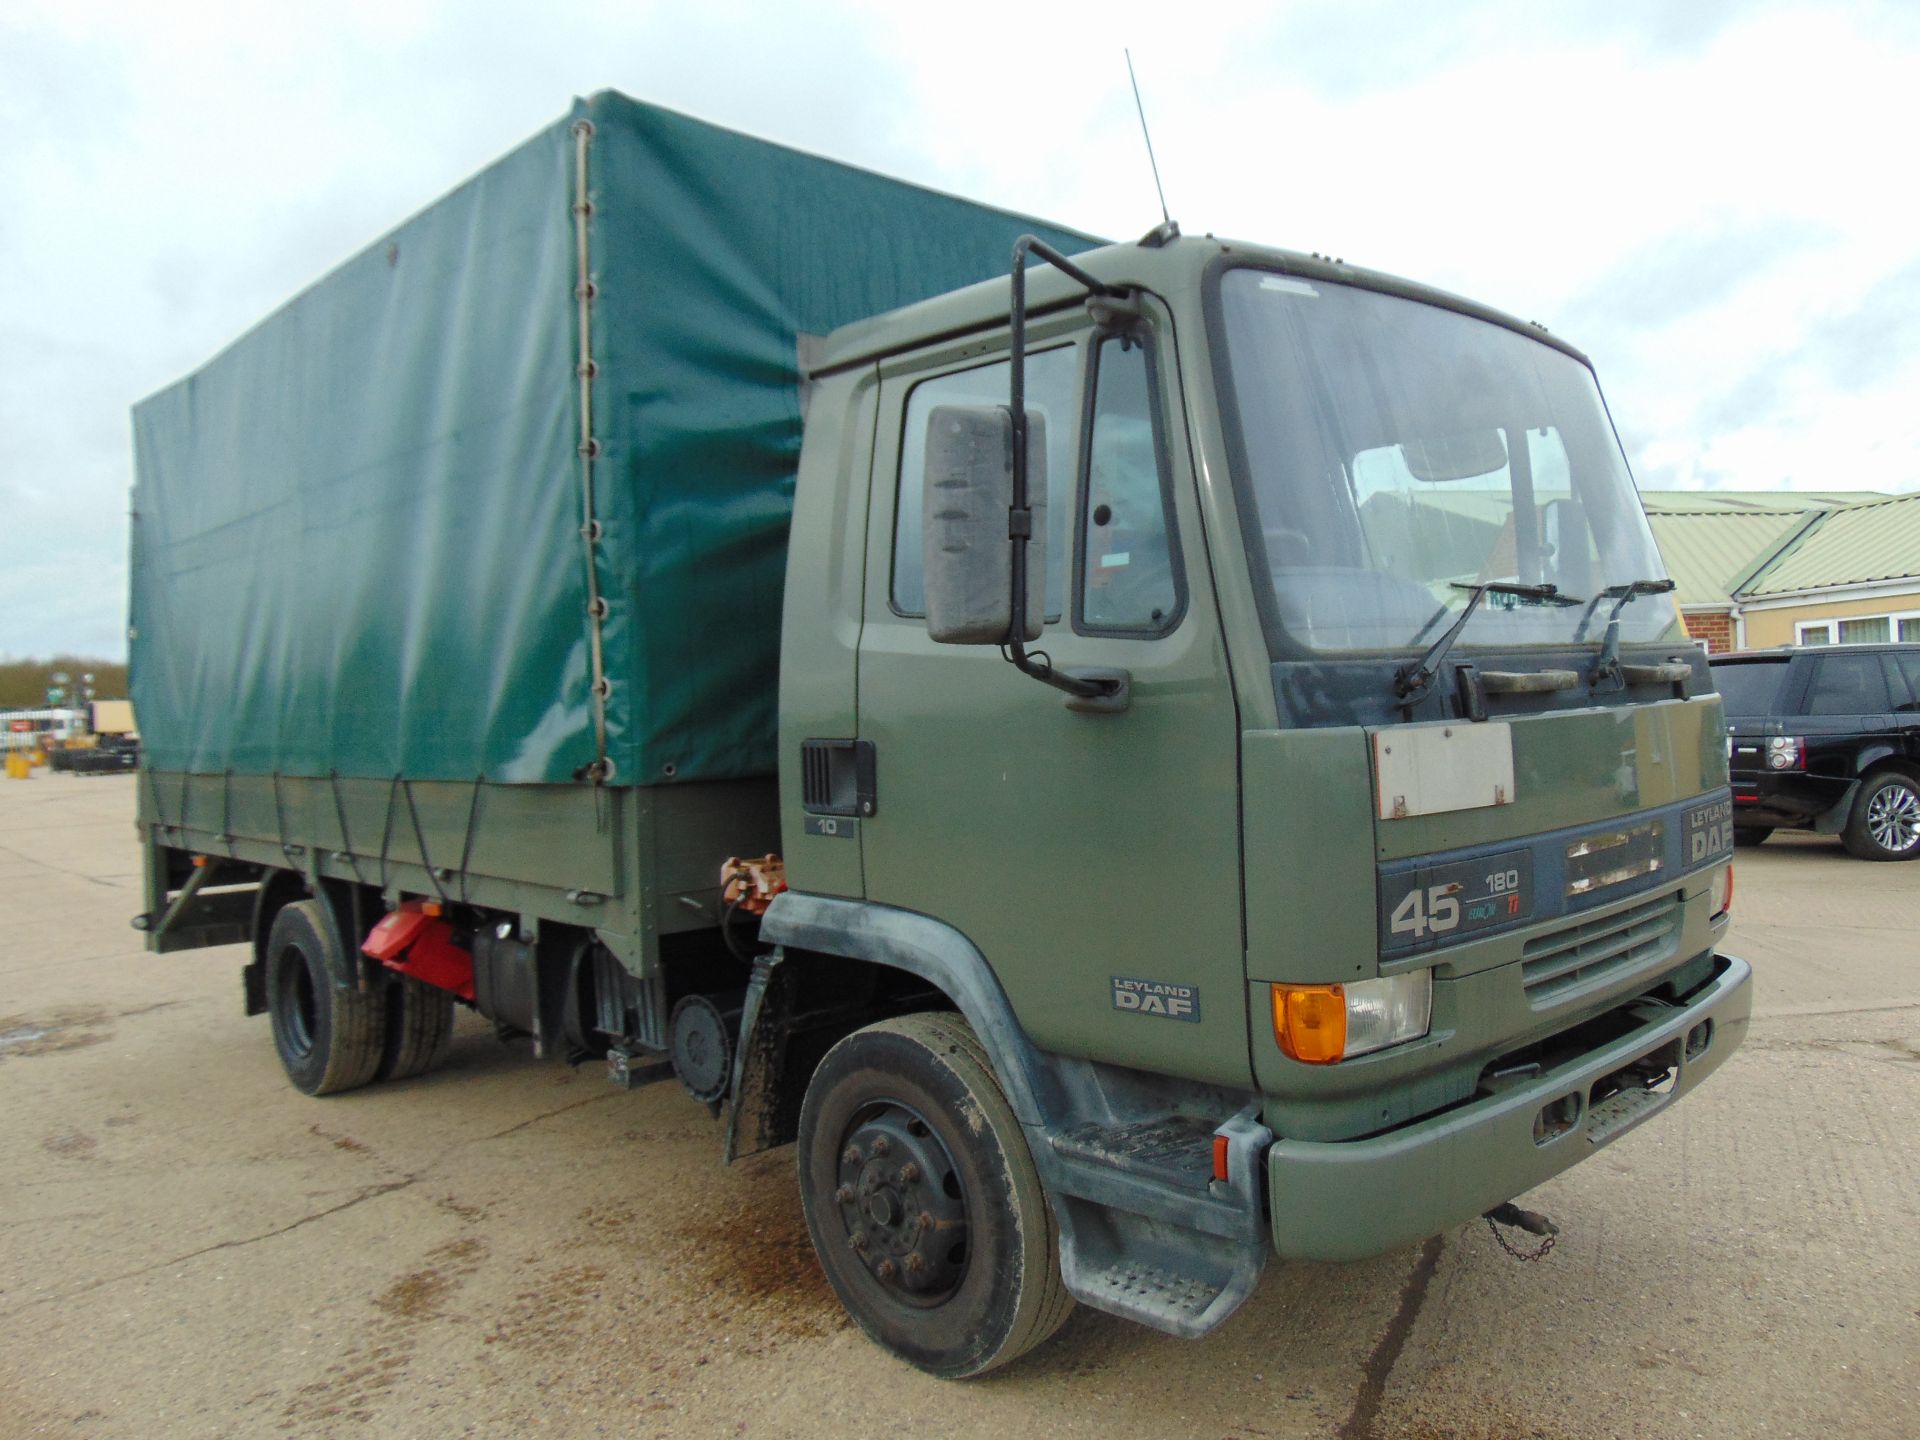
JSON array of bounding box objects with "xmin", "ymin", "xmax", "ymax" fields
[{"xmin": 0, "ymin": 773, "xmax": 1915, "ymax": 1440}]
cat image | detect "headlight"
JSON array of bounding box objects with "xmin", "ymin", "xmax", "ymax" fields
[
  {"xmin": 1271, "ymin": 971, "xmax": 1433, "ymax": 1065},
  {"xmin": 1711, "ymin": 863, "xmax": 1734, "ymax": 918}
]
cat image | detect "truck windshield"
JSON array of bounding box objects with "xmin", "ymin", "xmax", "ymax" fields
[{"xmin": 1215, "ymin": 268, "xmax": 1677, "ymax": 656}]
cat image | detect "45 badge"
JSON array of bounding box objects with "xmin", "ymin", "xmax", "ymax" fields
[{"xmin": 1379, "ymin": 848, "xmax": 1534, "ymax": 954}]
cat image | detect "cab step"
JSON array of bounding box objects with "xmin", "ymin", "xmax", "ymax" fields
[
  {"xmin": 1037, "ymin": 1106, "xmax": 1273, "ymax": 1340},
  {"xmin": 1071, "ymin": 1258, "xmax": 1226, "ymax": 1328},
  {"xmin": 1049, "ymin": 1115, "xmax": 1217, "ymax": 1192}
]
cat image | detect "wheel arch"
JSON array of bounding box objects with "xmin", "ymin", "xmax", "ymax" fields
[
  {"xmin": 1858, "ymin": 751, "xmax": 1920, "ymax": 784},
  {"xmin": 725, "ymin": 895, "xmax": 1061, "ymax": 1163},
  {"xmin": 757, "ymin": 894, "xmax": 1060, "ymax": 1123}
]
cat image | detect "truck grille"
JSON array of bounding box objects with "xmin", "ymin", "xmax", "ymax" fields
[{"xmin": 1521, "ymin": 892, "xmax": 1681, "ymax": 1006}]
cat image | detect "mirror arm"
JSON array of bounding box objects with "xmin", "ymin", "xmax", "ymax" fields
[{"xmin": 1007, "ymin": 235, "xmax": 1129, "ymax": 705}]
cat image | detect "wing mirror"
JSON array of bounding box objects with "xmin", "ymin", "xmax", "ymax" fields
[
  {"xmin": 920, "ymin": 405, "xmax": 1046, "ymax": 645},
  {"xmin": 912, "ymin": 235, "xmax": 1134, "ymax": 712}
]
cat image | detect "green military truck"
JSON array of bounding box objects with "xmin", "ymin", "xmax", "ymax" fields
[{"xmin": 131, "ymin": 92, "xmax": 1750, "ymax": 1378}]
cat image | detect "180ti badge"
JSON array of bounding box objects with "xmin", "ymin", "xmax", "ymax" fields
[{"xmin": 1379, "ymin": 848, "xmax": 1534, "ymax": 956}]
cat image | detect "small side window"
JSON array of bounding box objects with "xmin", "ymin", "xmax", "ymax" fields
[
  {"xmin": 1893, "ymin": 653, "xmax": 1920, "ymax": 710},
  {"xmin": 1807, "ymin": 653, "xmax": 1892, "ymax": 716},
  {"xmin": 892, "ymin": 347, "xmax": 1077, "ymax": 618},
  {"xmin": 1077, "ymin": 335, "xmax": 1182, "ymax": 634}
]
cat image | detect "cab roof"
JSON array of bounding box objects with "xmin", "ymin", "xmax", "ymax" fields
[{"xmin": 812, "ymin": 232, "xmax": 1591, "ymax": 376}]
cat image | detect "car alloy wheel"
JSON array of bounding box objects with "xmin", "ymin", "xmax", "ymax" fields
[{"xmin": 1865, "ymin": 779, "xmax": 1920, "ymax": 855}]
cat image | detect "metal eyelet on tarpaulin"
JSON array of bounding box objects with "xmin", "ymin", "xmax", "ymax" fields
[{"xmin": 572, "ymin": 117, "xmax": 613, "ymax": 790}]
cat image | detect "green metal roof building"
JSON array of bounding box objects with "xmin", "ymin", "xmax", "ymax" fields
[{"xmin": 1641, "ymin": 489, "xmax": 1920, "ymax": 651}]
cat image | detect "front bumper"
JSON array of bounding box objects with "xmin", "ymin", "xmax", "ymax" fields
[{"xmin": 1266, "ymin": 952, "xmax": 1752, "ymax": 1261}]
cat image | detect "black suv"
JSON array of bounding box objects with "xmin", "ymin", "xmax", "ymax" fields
[{"xmin": 1709, "ymin": 643, "xmax": 1920, "ymax": 860}]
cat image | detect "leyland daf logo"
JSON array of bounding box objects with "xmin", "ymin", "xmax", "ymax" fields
[{"xmin": 1110, "ymin": 976, "xmax": 1201, "ymax": 1022}]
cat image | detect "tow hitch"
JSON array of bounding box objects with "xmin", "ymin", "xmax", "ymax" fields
[{"xmin": 1483, "ymin": 1202, "xmax": 1559, "ymax": 1261}]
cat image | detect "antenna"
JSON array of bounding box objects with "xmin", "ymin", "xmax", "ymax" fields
[{"xmin": 1125, "ymin": 48, "xmax": 1173, "ymax": 231}]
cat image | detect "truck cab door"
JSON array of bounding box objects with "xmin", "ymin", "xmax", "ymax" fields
[{"xmin": 851, "ymin": 308, "xmax": 1249, "ymax": 1088}]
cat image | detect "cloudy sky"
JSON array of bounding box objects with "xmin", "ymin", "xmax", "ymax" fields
[{"xmin": 3, "ymin": 0, "xmax": 1918, "ymax": 658}]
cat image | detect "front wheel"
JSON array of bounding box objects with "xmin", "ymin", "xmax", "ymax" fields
[
  {"xmin": 1843, "ymin": 772, "xmax": 1920, "ymax": 861},
  {"xmin": 797, "ymin": 1012, "xmax": 1073, "ymax": 1378}
]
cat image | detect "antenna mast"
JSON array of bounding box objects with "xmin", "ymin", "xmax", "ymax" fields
[{"xmin": 1125, "ymin": 48, "xmax": 1173, "ymax": 230}]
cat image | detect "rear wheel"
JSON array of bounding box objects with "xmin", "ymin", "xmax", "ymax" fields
[
  {"xmin": 1843, "ymin": 772, "xmax": 1920, "ymax": 861},
  {"xmin": 1733, "ymin": 826, "xmax": 1773, "ymax": 847},
  {"xmin": 380, "ymin": 978, "xmax": 457, "ymax": 1081},
  {"xmin": 797, "ymin": 1012, "xmax": 1073, "ymax": 1378},
  {"xmin": 265, "ymin": 899, "xmax": 387, "ymax": 1095}
]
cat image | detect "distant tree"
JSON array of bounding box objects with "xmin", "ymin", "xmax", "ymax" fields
[{"xmin": 0, "ymin": 657, "xmax": 129, "ymax": 710}]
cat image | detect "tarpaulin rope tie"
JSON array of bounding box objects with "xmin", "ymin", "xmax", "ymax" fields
[
  {"xmin": 401, "ymin": 778, "xmax": 449, "ymax": 905},
  {"xmin": 378, "ymin": 773, "xmax": 402, "ymax": 893},
  {"xmin": 457, "ymin": 773, "xmax": 485, "ymax": 906},
  {"xmin": 144, "ymin": 765, "xmax": 170, "ymax": 838},
  {"xmin": 329, "ymin": 770, "xmax": 366, "ymax": 885},
  {"xmin": 271, "ymin": 771, "xmax": 292, "ymax": 860}
]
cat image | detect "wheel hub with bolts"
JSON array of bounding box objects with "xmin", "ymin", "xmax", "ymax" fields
[
  {"xmin": 834, "ymin": 1103, "xmax": 968, "ymax": 1304},
  {"xmin": 1866, "ymin": 779, "xmax": 1920, "ymax": 854}
]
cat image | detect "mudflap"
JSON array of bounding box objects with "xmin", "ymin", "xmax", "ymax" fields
[{"xmin": 725, "ymin": 954, "xmax": 804, "ymax": 1163}]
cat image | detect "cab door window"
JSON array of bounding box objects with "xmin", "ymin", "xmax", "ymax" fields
[
  {"xmin": 1077, "ymin": 335, "xmax": 1183, "ymax": 634},
  {"xmin": 892, "ymin": 346, "xmax": 1078, "ymax": 618}
]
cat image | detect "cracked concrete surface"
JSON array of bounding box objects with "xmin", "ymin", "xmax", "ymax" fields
[{"xmin": 1, "ymin": 775, "xmax": 1916, "ymax": 1439}]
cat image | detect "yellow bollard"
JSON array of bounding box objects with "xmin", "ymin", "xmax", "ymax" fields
[{"xmin": 5, "ymin": 751, "xmax": 31, "ymax": 780}]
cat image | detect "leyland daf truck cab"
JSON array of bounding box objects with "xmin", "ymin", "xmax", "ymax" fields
[{"xmin": 130, "ymin": 95, "xmax": 1750, "ymax": 1380}]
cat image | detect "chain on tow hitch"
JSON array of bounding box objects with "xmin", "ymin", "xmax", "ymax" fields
[{"xmin": 1483, "ymin": 1202, "xmax": 1558, "ymax": 1261}]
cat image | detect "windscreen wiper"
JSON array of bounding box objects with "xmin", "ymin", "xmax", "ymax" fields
[
  {"xmin": 1579, "ymin": 577, "xmax": 1679, "ymax": 688},
  {"xmin": 1394, "ymin": 581, "xmax": 1581, "ymax": 708},
  {"xmin": 1574, "ymin": 577, "xmax": 1677, "ymax": 643}
]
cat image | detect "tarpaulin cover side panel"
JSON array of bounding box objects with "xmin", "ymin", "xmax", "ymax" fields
[
  {"xmin": 131, "ymin": 118, "xmax": 588, "ymax": 782},
  {"xmin": 130, "ymin": 91, "xmax": 1100, "ymax": 787},
  {"xmin": 584, "ymin": 94, "xmax": 1100, "ymax": 785}
]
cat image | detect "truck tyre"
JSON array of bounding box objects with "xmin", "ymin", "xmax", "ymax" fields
[
  {"xmin": 265, "ymin": 899, "xmax": 388, "ymax": 1095},
  {"xmin": 1732, "ymin": 826, "xmax": 1772, "ymax": 847},
  {"xmin": 1842, "ymin": 771, "xmax": 1920, "ymax": 861},
  {"xmin": 797, "ymin": 1011, "xmax": 1073, "ymax": 1379},
  {"xmin": 379, "ymin": 978, "xmax": 457, "ymax": 1081}
]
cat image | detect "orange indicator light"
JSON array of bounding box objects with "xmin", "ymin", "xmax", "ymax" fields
[{"xmin": 1272, "ymin": 983, "xmax": 1348, "ymax": 1064}]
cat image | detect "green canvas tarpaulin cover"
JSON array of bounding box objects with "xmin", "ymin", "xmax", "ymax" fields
[{"xmin": 131, "ymin": 91, "xmax": 1099, "ymax": 786}]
